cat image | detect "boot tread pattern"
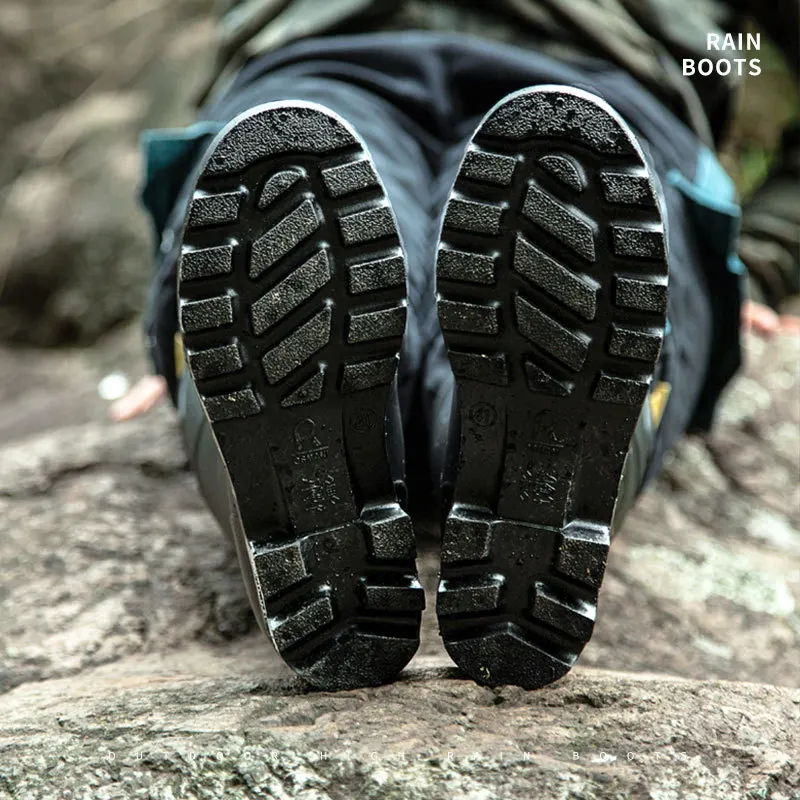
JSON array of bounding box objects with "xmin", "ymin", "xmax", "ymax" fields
[
  {"xmin": 436, "ymin": 88, "xmax": 668, "ymax": 690},
  {"xmin": 178, "ymin": 104, "xmax": 421, "ymax": 690}
]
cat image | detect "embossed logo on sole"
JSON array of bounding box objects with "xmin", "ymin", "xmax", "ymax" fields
[
  {"xmin": 293, "ymin": 418, "xmax": 329, "ymax": 465},
  {"xmin": 469, "ymin": 402, "xmax": 498, "ymax": 428},
  {"xmin": 299, "ymin": 470, "xmax": 341, "ymax": 513},
  {"xmin": 349, "ymin": 407, "xmax": 378, "ymax": 434},
  {"xmin": 519, "ymin": 461, "xmax": 559, "ymax": 505}
]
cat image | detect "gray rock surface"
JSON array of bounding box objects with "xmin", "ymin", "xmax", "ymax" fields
[
  {"xmin": 2, "ymin": 652, "xmax": 798, "ymax": 800},
  {"xmin": 0, "ymin": 0, "xmax": 213, "ymax": 345},
  {"xmin": 0, "ymin": 332, "xmax": 798, "ymax": 799}
]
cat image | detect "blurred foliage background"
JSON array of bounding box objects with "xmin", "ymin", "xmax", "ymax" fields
[
  {"xmin": 720, "ymin": 33, "xmax": 800, "ymax": 198},
  {"xmin": 0, "ymin": 2, "xmax": 796, "ymax": 348},
  {"xmin": 0, "ymin": 0, "xmax": 214, "ymax": 346}
]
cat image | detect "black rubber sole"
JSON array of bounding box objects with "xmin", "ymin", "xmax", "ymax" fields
[
  {"xmin": 435, "ymin": 86, "xmax": 669, "ymax": 689},
  {"xmin": 177, "ymin": 102, "xmax": 423, "ymax": 690}
]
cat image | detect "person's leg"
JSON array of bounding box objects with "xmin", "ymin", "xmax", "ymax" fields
[
  {"xmin": 418, "ymin": 130, "xmax": 476, "ymax": 498},
  {"xmin": 612, "ymin": 145, "xmax": 719, "ymax": 522},
  {"xmin": 151, "ymin": 73, "xmax": 436, "ymax": 690}
]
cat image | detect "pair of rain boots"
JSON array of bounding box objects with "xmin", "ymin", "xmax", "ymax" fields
[{"xmin": 176, "ymin": 86, "xmax": 668, "ymax": 691}]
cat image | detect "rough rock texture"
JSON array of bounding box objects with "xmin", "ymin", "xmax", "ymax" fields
[
  {"xmin": 0, "ymin": 332, "xmax": 798, "ymax": 799},
  {"xmin": 0, "ymin": 0, "xmax": 214, "ymax": 345},
  {"xmin": 2, "ymin": 653, "xmax": 798, "ymax": 800}
]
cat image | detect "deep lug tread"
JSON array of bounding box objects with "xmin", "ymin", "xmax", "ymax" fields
[
  {"xmin": 204, "ymin": 388, "xmax": 261, "ymax": 422},
  {"xmin": 362, "ymin": 581, "xmax": 426, "ymax": 613},
  {"xmin": 524, "ymin": 360, "xmax": 573, "ymax": 397},
  {"xmin": 180, "ymin": 243, "xmax": 235, "ymax": 280},
  {"xmin": 251, "ymin": 540, "xmax": 310, "ymax": 600},
  {"xmin": 610, "ymin": 223, "xmax": 665, "ymax": 260},
  {"xmin": 599, "ymin": 170, "xmax": 656, "ymax": 208},
  {"xmin": 250, "ymin": 198, "xmax": 321, "ymax": 279},
  {"xmin": 188, "ymin": 342, "xmax": 243, "ymax": 380},
  {"xmin": 437, "ymin": 576, "xmax": 504, "ymax": 616},
  {"xmin": 348, "ymin": 253, "xmax": 406, "ymax": 295},
  {"xmin": 438, "ymin": 299, "xmax": 500, "ymax": 335},
  {"xmin": 444, "ymin": 197, "xmax": 505, "ymax": 236},
  {"xmin": 258, "ymin": 168, "xmax": 304, "ymax": 209},
  {"xmin": 340, "ymin": 356, "xmax": 398, "ymax": 393},
  {"xmin": 188, "ymin": 191, "xmax": 244, "ymax": 228},
  {"xmin": 269, "ymin": 594, "xmax": 336, "ymax": 652},
  {"xmin": 555, "ymin": 521, "xmax": 611, "ymax": 589},
  {"xmin": 529, "ymin": 582, "xmax": 596, "ymax": 641},
  {"xmin": 280, "ymin": 367, "xmax": 326, "ymax": 408},
  {"xmin": 178, "ymin": 102, "xmax": 422, "ymax": 690},
  {"xmin": 445, "ymin": 625, "xmax": 574, "ymax": 689},
  {"xmin": 461, "ymin": 148, "xmax": 518, "ymax": 186},
  {"xmin": 608, "ymin": 323, "xmax": 664, "ymax": 362},
  {"xmin": 440, "ymin": 506, "xmax": 495, "ymax": 564},
  {"xmin": 261, "ymin": 306, "xmax": 332, "ymax": 385},
  {"xmin": 436, "ymin": 87, "xmax": 668, "ymax": 690},
  {"xmin": 322, "ymin": 158, "xmax": 379, "ymax": 198},
  {"xmin": 614, "ymin": 275, "xmax": 668, "ymax": 313},
  {"xmin": 592, "ymin": 372, "xmax": 650, "ymax": 405},
  {"xmin": 180, "ymin": 295, "xmax": 234, "ymax": 333},
  {"xmin": 346, "ymin": 304, "xmax": 407, "ymax": 344},
  {"xmin": 522, "ymin": 183, "xmax": 597, "ymax": 262},
  {"xmin": 514, "ymin": 294, "xmax": 589, "ymax": 372},
  {"xmin": 538, "ymin": 154, "xmax": 587, "ymax": 193},
  {"xmin": 362, "ymin": 504, "xmax": 416, "ymax": 561},
  {"xmin": 513, "ymin": 233, "xmax": 598, "ymax": 322},
  {"xmin": 338, "ymin": 205, "xmax": 396, "ymax": 245},
  {"xmin": 448, "ymin": 351, "xmax": 509, "ymax": 385},
  {"xmin": 437, "ymin": 248, "xmax": 497, "ymax": 285},
  {"xmin": 250, "ymin": 249, "xmax": 332, "ymax": 335}
]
